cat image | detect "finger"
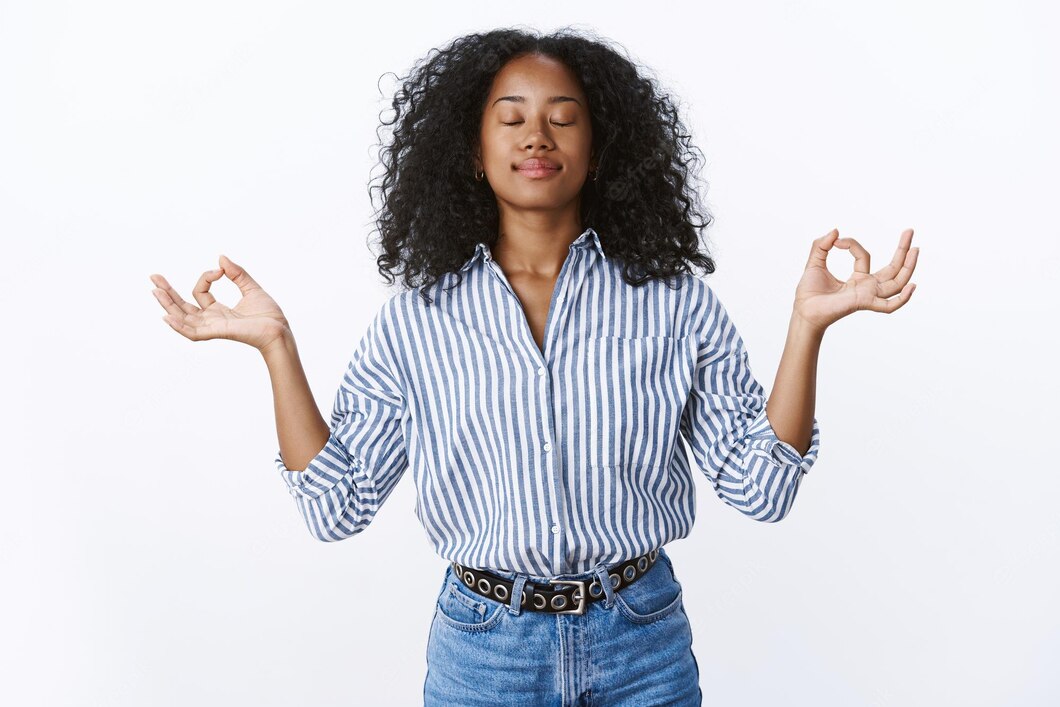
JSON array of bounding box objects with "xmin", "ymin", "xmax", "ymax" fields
[
  {"xmin": 872, "ymin": 229, "xmax": 915, "ymax": 283},
  {"xmin": 832, "ymin": 236, "xmax": 871, "ymax": 274},
  {"xmin": 218, "ymin": 254, "xmax": 264, "ymax": 296},
  {"xmin": 149, "ymin": 273, "xmax": 199, "ymax": 315},
  {"xmin": 865, "ymin": 282, "xmax": 916, "ymax": 313},
  {"xmin": 161, "ymin": 310, "xmax": 209, "ymax": 341},
  {"xmin": 192, "ymin": 268, "xmax": 225, "ymax": 309},
  {"xmin": 806, "ymin": 228, "xmax": 841, "ymax": 270},
  {"xmin": 876, "ymin": 244, "xmax": 919, "ymax": 298},
  {"xmin": 151, "ymin": 286, "xmax": 196, "ymax": 319}
]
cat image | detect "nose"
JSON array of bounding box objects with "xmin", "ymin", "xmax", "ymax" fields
[
  {"xmin": 524, "ymin": 135, "xmax": 553, "ymax": 150},
  {"xmin": 522, "ymin": 123, "xmax": 555, "ymax": 150}
]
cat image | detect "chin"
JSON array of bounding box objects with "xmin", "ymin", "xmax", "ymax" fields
[{"xmin": 498, "ymin": 188, "xmax": 573, "ymax": 209}]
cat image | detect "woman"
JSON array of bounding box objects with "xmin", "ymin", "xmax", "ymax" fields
[{"xmin": 149, "ymin": 27, "xmax": 918, "ymax": 706}]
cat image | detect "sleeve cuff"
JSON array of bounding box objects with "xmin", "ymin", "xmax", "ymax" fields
[
  {"xmin": 275, "ymin": 432, "xmax": 360, "ymax": 499},
  {"xmin": 745, "ymin": 406, "xmax": 821, "ymax": 475}
]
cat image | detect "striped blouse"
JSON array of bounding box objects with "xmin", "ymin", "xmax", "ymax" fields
[{"xmin": 275, "ymin": 227, "xmax": 821, "ymax": 576}]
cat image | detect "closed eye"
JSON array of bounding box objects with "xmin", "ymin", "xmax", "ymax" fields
[{"xmin": 501, "ymin": 121, "xmax": 574, "ymax": 127}]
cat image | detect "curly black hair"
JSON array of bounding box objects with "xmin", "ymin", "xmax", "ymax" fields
[{"xmin": 367, "ymin": 26, "xmax": 716, "ymax": 306}]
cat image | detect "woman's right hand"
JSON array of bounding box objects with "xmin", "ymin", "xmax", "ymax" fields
[{"xmin": 150, "ymin": 255, "xmax": 291, "ymax": 353}]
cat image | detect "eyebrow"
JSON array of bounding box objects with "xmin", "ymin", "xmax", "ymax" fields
[{"xmin": 491, "ymin": 95, "xmax": 582, "ymax": 108}]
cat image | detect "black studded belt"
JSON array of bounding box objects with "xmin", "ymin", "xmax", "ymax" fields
[{"xmin": 450, "ymin": 548, "xmax": 660, "ymax": 616}]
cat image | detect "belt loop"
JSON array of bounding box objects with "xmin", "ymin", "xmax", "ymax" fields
[
  {"xmin": 592, "ymin": 562, "xmax": 616, "ymax": 608},
  {"xmin": 508, "ymin": 574, "xmax": 527, "ymax": 615}
]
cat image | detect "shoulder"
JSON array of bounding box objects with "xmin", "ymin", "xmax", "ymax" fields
[
  {"xmin": 371, "ymin": 288, "xmax": 419, "ymax": 327},
  {"xmin": 672, "ymin": 272, "xmax": 725, "ymax": 328},
  {"xmin": 674, "ymin": 274, "xmax": 746, "ymax": 357}
]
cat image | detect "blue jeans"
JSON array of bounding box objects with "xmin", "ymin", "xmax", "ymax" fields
[{"xmin": 423, "ymin": 546, "xmax": 702, "ymax": 706}]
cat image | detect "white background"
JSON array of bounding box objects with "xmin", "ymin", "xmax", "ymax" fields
[{"xmin": 3, "ymin": 1, "xmax": 1058, "ymax": 705}]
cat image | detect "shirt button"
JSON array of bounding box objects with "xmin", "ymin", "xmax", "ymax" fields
[
  {"xmin": 551, "ymin": 525, "xmax": 560, "ymax": 534},
  {"xmin": 543, "ymin": 442, "xmax": 552, "ymax": 452},
  {"xmin": 537, "ymin": 366, "xmax": 546, "ymax": 376}
]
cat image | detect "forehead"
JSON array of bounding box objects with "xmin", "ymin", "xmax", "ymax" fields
[{"xmin": 487, "ymin": 54, "xmax": 585, "ymax": 103}]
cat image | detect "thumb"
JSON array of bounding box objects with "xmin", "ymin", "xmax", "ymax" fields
[
  {"xmin": 218, "ymin": 254, "xmax": 263, "ymax": 294},
  {"xmin": 218, "ymin": 254, "xmax": 242, "ymax": 278}
]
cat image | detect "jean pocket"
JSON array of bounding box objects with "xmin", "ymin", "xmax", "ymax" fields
[
  {"xmin": 435, "ymin": 569, "xmax": 508, "ymax": 632},
  {"xmin": 613, "ymin": 551, "xmax": 684, "ymax": 624}
]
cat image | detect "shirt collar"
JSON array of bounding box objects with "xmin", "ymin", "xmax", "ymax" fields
[{"xmin": 459, "ymin": 227, "xmax": 606, "ymax": 272}]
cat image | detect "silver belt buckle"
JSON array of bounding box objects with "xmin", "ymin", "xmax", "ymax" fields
[{"xmin": 549, "ymin": 578, "xmax": 588, "ymax": 615}]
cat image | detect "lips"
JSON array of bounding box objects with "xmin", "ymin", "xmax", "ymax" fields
[
  {"xmin": 515, "ymin": 158, "xmax": 561, "ymax": 179},
  {"xmin": 516, "ymin": 158, "xmax": 560, "ymax": 171}
]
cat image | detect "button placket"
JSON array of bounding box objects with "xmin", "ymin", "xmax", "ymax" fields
[
  {"xmin": 542, "ymin": 290, "xmax": 567, "ymax": 575},
  {"xmin": 533, "ymin": 247, "xmax": 591, "ymax": 576}
]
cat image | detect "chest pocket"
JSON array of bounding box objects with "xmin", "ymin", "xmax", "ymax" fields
[{"xmin": 581, "ymin": 335, "xmax": 694, "ymax": 470}]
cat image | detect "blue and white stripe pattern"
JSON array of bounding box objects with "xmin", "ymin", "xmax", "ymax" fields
[{"xmin": 275, "ymin": 227, "xmax": 821, "ymax": 576}]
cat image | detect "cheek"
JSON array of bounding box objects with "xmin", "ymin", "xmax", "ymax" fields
[
  {"xmin": 565, "ymin": 124, "xmax": 593, "ymax": 154},
  {"xmin": 478, "ymin": 130, "xmax": 508, "ymax": 161}
]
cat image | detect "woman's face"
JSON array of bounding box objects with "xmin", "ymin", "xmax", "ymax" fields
[{"xmin": 475, "ymin": 53, "xmax": 595, "ymax": 214}]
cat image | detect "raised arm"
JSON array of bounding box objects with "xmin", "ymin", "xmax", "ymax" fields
[
  {"xmin": 150, "ymin": 254, "xmax": 410, "ymax": 543},
  {"xmin": 680, "ymin": 227, "xmax": 920, "ymax": 522}
]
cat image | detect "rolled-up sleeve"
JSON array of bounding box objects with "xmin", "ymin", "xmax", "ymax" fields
[
  {"xmin": 679, "ymin": 284, "xmax": 821, "ymax": 522},
  {"xmin": 275, "ymin": 298, "xmax": 409, "ymax": 541}
]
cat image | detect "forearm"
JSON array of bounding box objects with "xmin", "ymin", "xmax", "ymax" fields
[
  {"xmin": 261, "ymin": 330, "xmax": 329, "ymax": 472},
  {"xmin": 765, "ymin": 311, "xmax": 825, "ymax": 456}
]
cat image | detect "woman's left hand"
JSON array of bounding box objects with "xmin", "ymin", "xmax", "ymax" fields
[{"xmin": 792, "ymin": 228, "xmax": 919, "ymax": 332}]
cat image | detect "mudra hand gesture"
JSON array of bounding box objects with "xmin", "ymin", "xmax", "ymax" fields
[
  {"xmin": 149, "ymin": 255, "xmax": 291, "ymax": 353},
  {"xmin": 794, "ymin": 228, "xmax": 920, "ymax": 332}
]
